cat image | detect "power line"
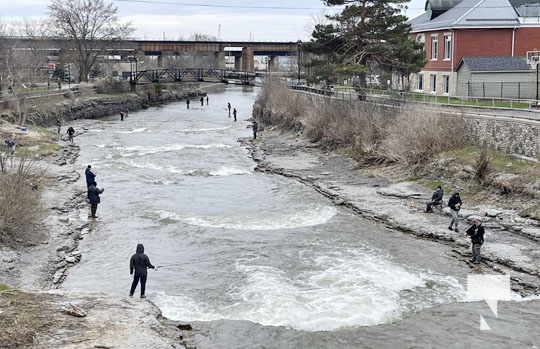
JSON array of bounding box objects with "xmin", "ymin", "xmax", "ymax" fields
[{"xmin": 112, "ymin": 0, "xmax": 335, "ymax": 10}]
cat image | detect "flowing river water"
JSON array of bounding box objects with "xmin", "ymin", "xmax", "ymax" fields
[{"xmin": 60, "ymin": 85, "xmax": 540, "ymax": 348}]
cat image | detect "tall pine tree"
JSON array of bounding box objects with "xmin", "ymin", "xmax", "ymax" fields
[{"xmin": 303, "ymin": 0, "xmax": 425, "ymax": 89}]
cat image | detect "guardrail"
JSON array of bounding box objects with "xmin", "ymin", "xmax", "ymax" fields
[{"xmin": 289, "ymin": 85, "xmax": 540, "ymax": 121}]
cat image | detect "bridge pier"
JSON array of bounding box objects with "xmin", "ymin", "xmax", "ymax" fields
[
  {"xmin": 241, "ymin": 47, "xmax": 254, "ymax": 72},
  {"xmin": 216, "ymin": 51, "xmax": 226, "ymax": 69},
  {"xmin": 268, "ymin": 56, "xmax": 279, "ymax": 72}
]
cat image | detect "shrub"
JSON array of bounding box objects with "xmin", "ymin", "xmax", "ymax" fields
[
  {"xmin": 0, "ymin": 156, "xmax": 45, "ymax": 246},
  {"xmin": 95, "ymin": 79, "xmax": 130, "ymax": 94},
  {"xmin": 256, "ymin": 82, "xmax": 467, "ymax": 169},
  {"xmin": 361, "ymin": 107, "xmax": 467, "ymax": 167},
  {"xmin": 475, "ymin": 143, "xmax": 493, "ymax": 185},
  {"xmin": 257, "ymin": 78, "xmax": 302, "ymax": 119}
]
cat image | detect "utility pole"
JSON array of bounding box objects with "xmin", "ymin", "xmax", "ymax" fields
[{"xmin": 536, "ymin": 62, "xmax": 539, "ymax": 101}]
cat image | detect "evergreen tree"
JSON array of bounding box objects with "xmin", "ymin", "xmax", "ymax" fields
[{"xmin": 303, "ymin": 0, "xmax": 425, "ymax": 89}]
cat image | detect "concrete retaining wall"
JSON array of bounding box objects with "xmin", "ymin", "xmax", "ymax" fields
[{"xmin": 462, "ymin": 115, "xmax": 540, "ymax": 159}]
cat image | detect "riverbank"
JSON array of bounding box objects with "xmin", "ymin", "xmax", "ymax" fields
[
  {"xmin": 1, "ymin": 85, "xmax": 212, "ymax": 348},
  {"xmin": 249, "ymin": 126, "xmax": 540, "ymax": 296}
]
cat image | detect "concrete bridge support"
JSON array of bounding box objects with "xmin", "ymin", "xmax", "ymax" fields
[
  {"xmin": 241, "ymin": 47, "xmax": 254, "ymax": 72},
  {"xmin": 269, "ymin": 56, "xmax": 279, "ymax": 73},
  {"xmin": 216, "ymin": 51, "xmax": 226, "ymax": 69}
]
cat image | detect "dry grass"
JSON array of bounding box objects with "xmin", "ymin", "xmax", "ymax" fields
[
  {"xmin": 255, "ymin": 80, "xmax": 465, "ymax": 168},
  {"xmin": 0, "ymin": 286, "xmax": 50, "ymax": 348},
  {"xmin": 257, "ymin": 78, "xmax": 303, "ymax": 119},
  {"xmin": 0, "ymin": 156, "xmax": 46, "ymax": 246},
  {"xmin": 365, "ymin": 108, "xmax": 467, "ymax": 167}
]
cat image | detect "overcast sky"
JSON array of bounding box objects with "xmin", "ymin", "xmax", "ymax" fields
[{"xmin": 1, "ymin": 0, "xmax": 426, "ymax": 42}]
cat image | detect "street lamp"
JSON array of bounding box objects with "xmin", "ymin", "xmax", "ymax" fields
[{"xmin": 297, "ymin": 40, "xmax": 302, "ymax": 84}]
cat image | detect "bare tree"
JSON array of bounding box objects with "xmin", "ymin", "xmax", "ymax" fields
[{"xmin": 47, "ymin": 0, "xmax": 135, "ymax": 82}]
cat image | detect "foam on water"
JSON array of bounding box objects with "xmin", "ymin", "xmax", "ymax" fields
[
  {"xmin": 155, "ymin": 246, "xmax": 467, "ymax": 331},
  {"xmin": 176, "ymin": 126, "xmax": 231, "ymax": 133},
  {"xmin": 118, "ymin": 159, "xmax": 251, "ymax": 177},
  {"xmin": 175, "ymin": 205, "xmax": 338, "ymax": 230},
  {"xmin": 115, "ymin": 128, "xmax": 148, "ymax": 134},
  {"xmin": 116, "ymin": 143, "xmax": 233, "ymax": 156}
]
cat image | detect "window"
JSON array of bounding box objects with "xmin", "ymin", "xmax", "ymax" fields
[
  {"xmin": 430, "ymin": 74, "xmax": 437, "ymax": 93},
  {"xmin": 416, "ymin": 34, "xmax": 425, "ymax": 53},
  {"xmin": 417, "ymin": 73, "xmax": 424, "ymax": 91},
  {"xmin": 443, "ymin": 75, "xmax": 450, "ymax": 94},
  {"xmin": 431, "ymin": 35, "xmax": 438, "ymax": 60},
  {"xmin": 444, "ymin": 35, "xmax": 451, "ymax": 60}
]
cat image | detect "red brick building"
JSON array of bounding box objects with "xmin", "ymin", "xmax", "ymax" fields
[{"xmin": 409, "ymin": 0, "xmax": 540, "ymax": 96}]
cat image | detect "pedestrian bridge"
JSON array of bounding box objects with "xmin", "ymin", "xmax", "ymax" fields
[{"xmin": 133, "ymin": 68, "xmax": 266, "ymax": 85}]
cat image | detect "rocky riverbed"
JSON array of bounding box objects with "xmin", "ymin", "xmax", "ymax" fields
[{"xmin": 250, "ymin": 129, "xmax": 540, "ymax": 297}]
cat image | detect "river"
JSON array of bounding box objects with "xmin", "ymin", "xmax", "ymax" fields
[{"xmin": 60, "ymin": 84, "xmax": 540, "ymax": 348}]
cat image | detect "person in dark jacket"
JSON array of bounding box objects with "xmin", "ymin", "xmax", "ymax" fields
[
  {"xmin": 129, "ymin": 243, "xmax": 155, "ymax": 298},
  {"xmin": 233, "ymin": 108, "xmax": 237, "ymax": 122},
  {"xmin": 448, "ymin": 191, "xmax": 462, "ymax": 232},
  {"xmin": 465, "ymin": 218, "xmax": 485, "ymax": 264},
  {"xmin": 85, "ymin": 165, "xmax": 96, "ymax": 188},
  {"xmin": 252, "ymin": 120, "xmax": 258, "ymax": 140},
  {"xmin": 67, "ymin": 127, "xmax": 75, "ymax": 143},
  {"xmin": 425, "ymin": 186, "xmax": 443, "ymax": 213},
  {"xmin": 87, "ymin": 181, "xmax": 104, "ymax": 218},
  {"xmin": 55, "ymin": 119, "xmax": 62, "ymax": 134}
]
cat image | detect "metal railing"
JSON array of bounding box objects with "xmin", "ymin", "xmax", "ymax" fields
[{"xmin": 289, "ymin": 85, "xmax": 540, "ymax": 121}]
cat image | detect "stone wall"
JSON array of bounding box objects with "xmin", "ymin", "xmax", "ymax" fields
[
  {"xmin": 462, "ymin": 115, "xmax": 540, "ymax": 159},
  {"xmin": 0, "ymin": 84, "xmax": 205, "ymax": 128}
]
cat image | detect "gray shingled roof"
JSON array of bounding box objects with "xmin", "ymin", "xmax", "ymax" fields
[
  {"xmin": 410, "ymin": 0, "xmax": 519, "ymax": 32},
  {"xmin": 457, "ymin": 56, "xmax": 531, "ymax": 71}
]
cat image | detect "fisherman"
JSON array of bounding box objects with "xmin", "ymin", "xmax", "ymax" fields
[
  {"xmin": 85, "ymin": 165, "xmax": 96, "ymax": 188},
  {"xmin": 465, "ymin": 218, "xmax": 485, "ymax": 264},
  {"xmin": 87, "ymin": 181, "xmax": 104, "ymax": 218},
  {"xmin": 129, "ymin": 243, "xmax": 155, "ymax": 299},
  {"xmin": 67, "ymin": 126, "xmax": 75, "ymax": 143}
]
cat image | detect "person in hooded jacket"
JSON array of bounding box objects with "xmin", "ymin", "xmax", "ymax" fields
[
  {"xmin": 129, "ymin": 243, "xmax": 155, "ymax": 298},
  {"xmin": 448, "ymin": 191, "xmax": 462, "ymax": 232},
  {"xmin": 87, "ymin": 181, "xmax": 104, "ymax": 218},
  {"xmin": 85, "ymin": 165, "xmax": 96, "ymax": 188}
]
